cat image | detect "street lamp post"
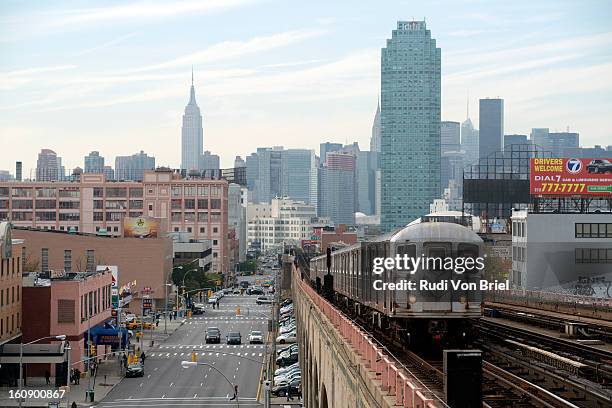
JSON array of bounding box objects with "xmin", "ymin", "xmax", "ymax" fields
[{"xmin": 18, "ymin": 334, "xmax": 66, "ymax": 408}]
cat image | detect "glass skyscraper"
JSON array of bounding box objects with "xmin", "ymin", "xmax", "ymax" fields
[{"xmin": 380, "ymin": 21, "xmax": 441, "ymax": 231}]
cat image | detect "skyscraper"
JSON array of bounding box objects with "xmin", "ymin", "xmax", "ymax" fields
[
  {"xmin": 281, "ymin": 149, "xmax": 317, "ymax": 208},
  {"xmin": 115, "ymin": 151, "xmax": 155, "ymax": 181},
  {"xmin": 380, "ymin": 21, "xmax": 441, "ymax": 231},
  {"xmin": 84, "ymin": 151, "xmax": 105, "ymax": 174},
  {"xmin": 441, "ymin": 121, "xmax": 460, "ymax": 155},
  {"xmin": 199, "ymin": 151, "xmax": 220, "ymax": 172},
  {"xmin": 319, "ymin": 142, "xmax": 342, "ymax": 164},
  {"xmin": 318, "ymin": 151, "xmax": 356, "ymax": 225},
  {"xmin": 504, "ymin": 134, "xmax": 529, "ymax": 148},
  {"xmin": 461, "ymin": 100, "xmax": 479, "ymax": 167},
  {"xmin": 181, "ymin": 72, "xmax": 203, "ymax": 172},
  {"xmin": 234, "ymin": 156, "xmax": 246, "ymax": 168},
  {"xmin": 370, "ymin": 101, "xmax": 381, "ymax": 152},
  {"xmin": 479, "ymin": 98, "xmax": 504, "ymax": 158},
  {"xmin": 256, "ymin": 147, "xmax": 283, "ymax": 203},
  {"xmin": 36, "ymin": 149, "xmax": 61, "ymax": 181}
]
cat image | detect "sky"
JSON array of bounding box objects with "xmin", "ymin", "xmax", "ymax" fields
[{"xmin": 1, "ymin": 0, "xmax": 612, "ymax": 175}]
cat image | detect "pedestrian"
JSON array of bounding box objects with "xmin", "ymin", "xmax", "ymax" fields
[
  {"xmin": 229, "ymin": 384, "xmax": 238, "ymax": 400},
  {"xmin": 297, "ymin": 388, "xmax": 302, "ymax": 400},
  {"xmin": 122, "ymin": 353, "xmax": 127, "ymax": 369},
  {"xmin": 140, "ymin": 351, "xmax": 146, "ymax": 364},
  {"xmin": 71, "ymin": 401, "xmax": 77, "ymax": 408},
  {"xmin": 45, "ymin": 370, "xmax": 50, "ymax": 385},
  {"xmin": 216, "ymin": 299, "xmax": 220, "ymax": 308},
  {"xmin": 156, "ymin": 319, "xmax": 159, "ymax": 327},
  {"xmin": 286, "ymin": 384, "xmax": 293, "ymax": 401},
  {"xmin": 75, "ymin": 368, "xmax": 81, "ymax": 385}
]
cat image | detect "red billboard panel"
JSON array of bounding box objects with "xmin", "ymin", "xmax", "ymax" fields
[{"xmin": 530, "ymin": 158, "xmax": 612, "ymax": 196}]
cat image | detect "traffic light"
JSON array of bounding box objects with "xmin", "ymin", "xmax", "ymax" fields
[
  {"xmin": 191, "ymin": 351, "xmax": 197, "ymax": 362},
  {"xmin": 90, "ymin": 344, "xmax": 96, "ymax": 356}
]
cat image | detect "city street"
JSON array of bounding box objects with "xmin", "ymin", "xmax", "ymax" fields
[{"xmin": 98, "ymin": 283, "xmax": 272, "ymax": 408}]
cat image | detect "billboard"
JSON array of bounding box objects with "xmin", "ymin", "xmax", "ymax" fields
[
  {"xmin": 123, "ymin": 216, "xmax": 160, "ymax": 238},
  {"xmin": 530, "ymin": 158, "xmax": 612, "ymax": 196}
]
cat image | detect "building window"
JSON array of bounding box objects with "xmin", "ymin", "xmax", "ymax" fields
[
  {"xmin": 64, "ymin": 250, "xmax": 72, "ymax": 273},
  {"xmin": 213, "ymin": 227, "xmax": 218, "ymax": 233},
  {"xmin": 174, "ymin": 227, "xmax": 179, "ymax": 232},
  {"xmin": 86, "ymin": 250, "xmax": 95, "ymax": 272},
  {"xmin": 187, "ymin": 227, "xmax": 192, "ymax": 233},
  {"xmin": 58, "ymin": 299, "xmax": 76, "ymax": 323},
  {"xmin": 200, "ymin": 227, "xmax": 205, "ymax": 233},
  {"xmin": 213, "ymin": 240, "xmax": 218, "ymax": 246},
  {"xmin": 575, "ymin": 248, "xmax": 612, "ymax": 263},
  {"xmin": 576, "ymin": 223, "xmax": 612, "ymax": 238},
  {"xmin": 148, "ymin": 204, "xmax": 153, "ymax": 211},
  {"xmin": 210, "ymin": 199, "xmax": 221, "ymax": 210},
  {"xmin": 42, "ymin": 248, "xmax": 49, "ymax": 274}
]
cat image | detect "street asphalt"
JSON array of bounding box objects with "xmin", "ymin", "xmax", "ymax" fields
[{"xmin": 97, "ymin": 274, "xmax": 273, "ymax": 408}]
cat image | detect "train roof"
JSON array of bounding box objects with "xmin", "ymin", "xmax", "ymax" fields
[
  {"xmin": 389, "ymin": 221, "xmax": 483, "ymax": 244},
  {"xmin": 310, "ymin": 221, "xmax": 482, "ymax": 261}
]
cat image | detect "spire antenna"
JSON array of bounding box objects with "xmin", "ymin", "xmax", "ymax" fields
[{"xmin": 191, "ymin": 66, "xmax": 194, "ymax": 86}]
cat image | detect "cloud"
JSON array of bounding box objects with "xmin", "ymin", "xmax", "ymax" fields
[
  {"xmin": 49, "ymin": 0, "xmax": 259, "ymax": 28},
  {"xmin": 0, "ymin": 65, "xmax": 77, "ymax": 90},
  {"xmin": 124, "ymin": 28, "xmax": 328, "ymax": 73}
]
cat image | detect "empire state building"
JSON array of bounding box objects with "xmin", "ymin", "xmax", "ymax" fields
[{"xmin": 181, "ymin": 72, "xmax": 203, "ymax": 171}]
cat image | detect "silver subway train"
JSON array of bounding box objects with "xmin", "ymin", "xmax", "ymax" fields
[{"xmin": 309, "ymin": 219, "xmax": 484, "ymax": 350}]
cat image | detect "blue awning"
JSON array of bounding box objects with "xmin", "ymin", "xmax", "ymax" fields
[{"xmin": 88, "ymin": 321, "xmax": 128, "ymax": 346}]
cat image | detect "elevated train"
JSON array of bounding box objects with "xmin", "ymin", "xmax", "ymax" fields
[{"xmin": 310, "ymin": 218, "xmax": 484, "ymax": 351}]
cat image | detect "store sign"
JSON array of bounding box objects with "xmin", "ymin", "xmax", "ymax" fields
[{"xmin": 530, "ymin": 158, "xmax": 612, "ymax": 196}]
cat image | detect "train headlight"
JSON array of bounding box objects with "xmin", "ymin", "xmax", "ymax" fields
[{"xmin": 408, "ymin": 295, "xmax": 417, "ymax": 304}]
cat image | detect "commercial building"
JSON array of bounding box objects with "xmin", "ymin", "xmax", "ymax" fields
[
  {"xmin": 0, "ymin": 168, "xmax": 229, "ymax": 273},
  {"xmin": 36, "ymin": 149, "xmax": 64, "ymax": 182},
  {"xmin": 319, "ymin": 224, "xmax": 358, "ymax": 253},
  {"xmin": 370, "ymin": 101, "xmax": 381, "ymax": 153},
  {"xmin": 181, "ymin": 75, "xmax": 204, "ymax": 172},
  {"xmin": 84, "ymin": 151, "xmax": 105, "ymax": 174},
  {"xmin": 355, "ymin": 150, "xmax": 378, "ymax": 216},
  {"xmin": 380, "ymin": 21, "xmax": 441, "ymax": 231},
  {"xmin": 199, "ymin": 151, "xmax": 220, "ymax": 172},
  {"xmin": 504, "ymin": 134, "xmax": 529, "ymax": 148},
  {"xmin": 530, "ymin": 128, "xmax": 579, "ymax": 157},
  {"xmin": 281, "ymin": 149, "xmax": 318, "ymax": 208},
  {"xmin": 247, "ymin": 198, "xmax": 316, "ymax": 251},
  {"xmin": 318, "ymin": 151, "xmax": 356, "ymax": 225},
  {"xmin": 254, "ymin": 147, "xmax": 283, "ymax": 203},
  {"xmin": 115, "ymin": 151, "xmax": 155, "ymax": 182},
  {"xmin": 319, "ymin": 143, "xmax": 343, "ymax": 163},
  {"xmin": 14, "ymin": 227, "xmax": 172, "ymax": 312},
  {"xmin": 461, "ymin": 116, "xmax": 479, "ymax": 167},
  {"xmin": 0, "ymin": 222, "xmax": 22, "ymax": 346},
  {"xmin": 22, "ymin": 268, "xmax": 113, "ymax": 378},
  {"xmin": 511, "ymin": 210, "xmax": 612, "ymax": 294},
  {"xmin": 441, "ymin": 121, "xmax": 461, "ymax": 154},
  {"xmin": 228, "ymin": 183, "xmax": 247, "ymax": 263},
  {"xmin": 479, "ymin": 98, "xmax": 504, "ymax": 158}
]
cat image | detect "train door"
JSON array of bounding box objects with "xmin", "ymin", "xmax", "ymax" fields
[
  {"xmin": 421, "ymin": 242, "xmax": 452, "ymax": 311},
  {"xmin": 395, "ymin": 243, "xmax": 417, "ymax": 311}
]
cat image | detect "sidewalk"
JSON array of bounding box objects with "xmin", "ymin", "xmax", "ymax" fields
[{"xmin": 0, "ymin": 317, "xmax": 187, "ymax": 407}]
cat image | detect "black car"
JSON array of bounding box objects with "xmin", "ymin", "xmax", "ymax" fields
[
  {"xmin": 587, "ymin": 159, "xmax": 612, "ymax": 173},
  {"xmin": 226, "ymin": 331, "xmax": 242, "ymax": 345},
  {"xmin": 125, "ymin": 362, "xmax": 144, "ymax": 378},
  {"xmin": 276, "ymin": 353, "xmax": 298, "ymax": 367},
  {"xmin": 205, "ymin": 327, "xmax": 221, "ymax": 344}
]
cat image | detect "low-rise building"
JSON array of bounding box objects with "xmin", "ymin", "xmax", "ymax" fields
[
  {"xmin": 22, "ymin": 268, "xmax": 113, "ymax": 378},
  {"xmin": 511, "ymin": 210, "xmax": 612, "ymax": 295},
  {"xmin": 0, "ymin": 222, "xmax": 22, "ymax": 345},
  {"xmin": 13, "ymin": 227, "xmax": 172, "ymax": 313}
]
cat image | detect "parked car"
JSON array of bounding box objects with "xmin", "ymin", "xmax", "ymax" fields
[
  {"xmin": 275, "ymin": 362, "xmax": 299, "ymax": 376},
  {"xmin": 277, "ymin": 344, "xmax": 298, "ymax": 355},
  {"xmin": 280, "ymin": 324, "xmax": 296, "ymax": 334},
  {"xmin": 205, "ymin": 327, "xmax": 221, "ymax": 344},
  {"xmin": 271, "ymin": 383, "xmax": 300, "ymax": 397},
  {"xmin": 256, "ymin": 296, "xmax": 273, "ymax": 305},
  {"xmin": 226, "ymin": 331, "xmax": 242, "ymax": 345},
  {"xmin": 276, "ymin": 331, "xmax": 297, "ymax": 344},
  {"xmin": 249, "ymin": 330, "xmax": 264, "ymax": 344},
  {"xmin": 126, "ymin": 362, "xmax": 144, "ymax": 378},
  {"xmin": 276, "ymin": 353, "xmax": 298, "ymax": 367},
  {"xmin": 587, "ymin": 159, "xmax": 612, "ymax": 173}
]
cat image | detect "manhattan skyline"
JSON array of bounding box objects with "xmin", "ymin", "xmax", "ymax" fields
[{"xmin": 1, "ymin": 0, "xmax": 612, "ymax": 174}]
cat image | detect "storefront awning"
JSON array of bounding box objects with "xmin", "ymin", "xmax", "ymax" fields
[{"xmin": 89, "ymin": 321, "xmax": 128, "ymax": 346}]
